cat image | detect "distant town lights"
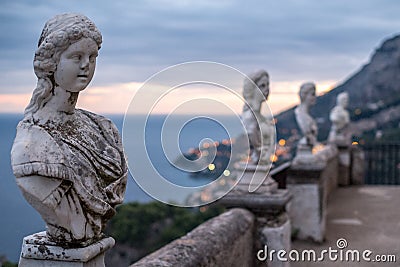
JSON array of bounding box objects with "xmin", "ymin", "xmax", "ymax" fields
[
  {"xmin": 208, "ymin": 163, "xmax": 216, "ymax": 171},
  {"xmin": 312, "ymin": 144, "xmax": 325, "ymax": 154},
  {"xmin": 222, "ymin": 139, "xmax": 230, "ymax": 145}
]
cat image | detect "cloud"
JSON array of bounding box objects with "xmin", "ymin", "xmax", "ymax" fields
[
  {"xmin": 1, "ymin": 0, "xmax": 400, "ymax": 111},
  {"xmin": 0, "ymin": 78, "xmax": 336, "ymax": 115}
]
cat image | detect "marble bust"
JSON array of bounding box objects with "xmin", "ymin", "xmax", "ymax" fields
[
  {"xmin": 328, "ymin": 92, "xmax": 350, "ymax": 144},
  {"xmin": 294, "ymin": 82, "xmax": 318, "ymax": 149},
  {"xmin": 11, "ymin": 13, "xmax": 127, "ymax": 247},
  {"xmin": 241, "ymin": 70, "xmax": 275, "ymax": 165}
]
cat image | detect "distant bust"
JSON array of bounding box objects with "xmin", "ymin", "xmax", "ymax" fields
[
  {"xmin": 11, "ymin": 13, "xmax": 127, "ymax": 247},
  {"xmin": 241, "ymin": 70, "xmax": 275, "ymax": 165},
  {"xmin": 328, "ymin": 92, "xmax": 350, "ymax": 144},
  {"xmin": 295, "ymin": 82, "xmax": 318, "ymax": 148}
]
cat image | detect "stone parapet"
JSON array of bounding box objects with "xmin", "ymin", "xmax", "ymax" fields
[{"xmin": 130, "ymin": 208, "xmax": 255, "ymax": 267}]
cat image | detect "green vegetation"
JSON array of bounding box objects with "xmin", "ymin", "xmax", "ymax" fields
[
  {"xmin": 359, "ymin": 127, "xmax": 400, "ymax": 144},
  {"xmin": 351, "ymin": 95, "xmax": 400, "ymax": 122},
  {"xmin": 0, "ymin": 255, "xmax": 17, "ymax": 267},
  {"xmin": 106, "ymin": 202, "xmax": 224, "ymax": 254},
  {"xmin": 2, "ymin": 261, "xmax": 17, "ymax": 267}
]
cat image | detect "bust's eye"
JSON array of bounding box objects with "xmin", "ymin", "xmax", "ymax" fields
[
  {"xmin": 70, "ymin": 54, "xmax": 81, "ymax": 61},
  {"xmin": 89, "ymin": 54, "xmax": 98, "ymax": 63}
]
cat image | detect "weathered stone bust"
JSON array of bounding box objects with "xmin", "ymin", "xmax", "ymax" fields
[
  {"xmin": 241, "ymin": 70, "xmax": 275, "ymax": 165},
  {"xmin": 294, "ymin": 82, "xmax": 318, "ymax": 149},
  {"xmin": 328, "ymin": 92, "xmax": 350, "ymax": 145},
  {"xmin": 11, "ymin": 13, "xmax": 127, "ymax": 247}
]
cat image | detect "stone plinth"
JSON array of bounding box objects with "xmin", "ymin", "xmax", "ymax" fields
[
  {"xmin": 287, "ymin": 144, "xmax": 338, "ymax": 243},
  {"xmin": 19, "ymin": 232, "xmax": 115, "ymax": 267}
]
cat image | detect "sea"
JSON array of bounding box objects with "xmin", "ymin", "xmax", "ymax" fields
[{"xmin": 0, "ymin": 113, "xmax": 243, "ymax": 262}]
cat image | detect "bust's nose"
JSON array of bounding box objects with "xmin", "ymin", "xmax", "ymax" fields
[{"xmin": 80, "ymin": 56, "xmax": 90, "ymax": 70}]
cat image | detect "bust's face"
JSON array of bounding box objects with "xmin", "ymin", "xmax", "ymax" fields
[
  {"xmin": 339, "ymin": 95, "xmax": 349, "ymax": 108},
  {"xmin": 255, "ymin": 75, "xmax": 270, "ymax": 101},
  {"xmin": 54, "ymin": 38, "xmax": 98, "ymax": 93},
  {"xmin": 305, "ymin": 87, "xmax": 316, "ymax": 106}
]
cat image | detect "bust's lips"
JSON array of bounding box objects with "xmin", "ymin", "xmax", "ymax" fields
[{"xmin": 77, "ymin": 74, "xmax": 88, "ymax": 78}]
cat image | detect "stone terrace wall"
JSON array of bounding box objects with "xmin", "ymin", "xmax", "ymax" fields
[{"xmin": 130, "ymin": 208, "xmax": 255, "ymax": 267}]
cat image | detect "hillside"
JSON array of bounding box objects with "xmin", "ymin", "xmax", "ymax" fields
[{"xmin": 276, "ymin": 34, "xmax": 400, "ymax": 143}]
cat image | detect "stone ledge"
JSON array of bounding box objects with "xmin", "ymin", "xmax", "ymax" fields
[
  {"xmin": 291, "ymin": 144, "xmax": 338, "ymax": 171},
  {"xmin": 218, "ymin": 189, "xmax": 291, "ymax": 215},
  {"xmin": 131, "ymin": 208, "xmax": 254, "ymax": 267}
]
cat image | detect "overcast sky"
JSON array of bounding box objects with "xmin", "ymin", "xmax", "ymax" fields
[{"xmin": 1, "ymin": 0, "xmax": 400, "ymax": 114}]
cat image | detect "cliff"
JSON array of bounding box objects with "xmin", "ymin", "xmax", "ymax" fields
[{"xmin": 276, "ymin": 34, "xmax": 400, "ymax": 143}]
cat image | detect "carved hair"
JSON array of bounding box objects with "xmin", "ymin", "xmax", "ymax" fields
[
  {"xmin": 243, "ymin": 70, "xmax": 269, "ymax": 103},
  {"xmin": 299, "ymin": 82, "xmax": 316, "ymax": 103},
  {"xmin": 24, "ymin": 13, "xmax": 102, "ymax": 117}
]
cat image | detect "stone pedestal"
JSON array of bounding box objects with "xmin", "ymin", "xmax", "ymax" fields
[
  {"xmin": 219, "ymin": 169, "xmax": 292, "ymax": 267},
  {"xmin": 350, "ymin": 145, "xmax": 365, "ymax": 185},
  {"xmin": 234, "ymin": 164, "xmax": 278, "ymax": 193},
  {"xmin": 19, "ymin": 232, "xmax": 115, "ymax": 267},
  {"xmin": 287, "ymin": 145, "xmax": 338, "ymax": 243},
  {"xmin": 286, "ymin": 183, "xmax": 326, "ymax": 242},
  {"xmin": 337, "ymin": 145, "xmax": 351, "ymax": 186},
  {"xmin": 260, "ymin": 217, "xmax": 291, "ymax": 267},
  {"xmin": 292, "ymin": 144, "xmax": 325, "ymax": 169}
]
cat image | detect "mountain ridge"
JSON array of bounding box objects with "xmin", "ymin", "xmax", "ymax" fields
[{"xmin": 275, "ymin": 33, "xmax": 400, "ymax": 142}]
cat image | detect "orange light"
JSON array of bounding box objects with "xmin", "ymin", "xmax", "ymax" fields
[
  {"xmin": 270, "ymin": 154, "xmax": 278, "ymax": 162},
  {"xmin": 312, "ymin": 144, "xmax": 325, "ymax": 154},
  {"xmin": 201, "ymin": 150, "xmax": 209, "ymax": 156},
  {"xmin": 352, "ymin": 141, "xmax": 359, "ymax": 145},
  {"xmin": 278, "ymin": 139, "xmax": 286, "ymax": 146},
  {"xmin": 200, "ymin": 192, "xmax": 211, "ymax": 202}
]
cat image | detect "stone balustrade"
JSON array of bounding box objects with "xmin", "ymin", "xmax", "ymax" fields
[
  {"xmin": 129, "ymin": 142, "xmax": 363, "ymax": 266},
  {"xmin": 130, "ymin": 208, "xmax": 255, "ymax": 267}
]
